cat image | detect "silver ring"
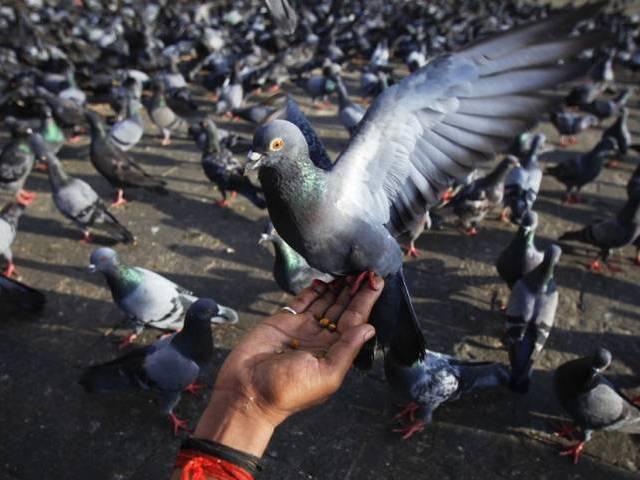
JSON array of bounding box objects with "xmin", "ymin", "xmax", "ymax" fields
[{"xmin": 281, "ymin": 306, "xmax": 298, "ymax": 315}]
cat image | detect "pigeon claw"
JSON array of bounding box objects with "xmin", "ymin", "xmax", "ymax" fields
[
  {"xmin": 441, "ymin": 188, "xmax": 454, "ymax": 203},
  {"xmin": 552, "ymin": 422, "xmax": 576, "ymax": 440},
  {"xmin": 118, "ymin": 332, "xmax": 138, "ymax": 349},
  {"xmin": 35, "ymin": 162, "xmax": 49, "ymax": 172},
  {"xmin": 393, "ymin": 420, "xmax": 426, "ymax": 440},
  {"xmin": 16, "ymin": 190, "xmax": 37, "ymax": 206},
  {"xmin": 216, "ymin": 199, "xmax": 231, "ymax": 208},
  {"xmin": 349, "ymin": 271, "xmax": 378, "ymax": 295},
  {"xmin": 631, "ymin": 396, "xmax": 640, "ymax": 406},
  {"xmin": 168, "ymin": 413, "xmax": 191, "ymax": 436},
  {"xmin": 565, "ymin": 194, "xmax": 581, "ymax": 205},
  {"xmin": 184, "ymin": 383, "xmax": 206, "ymax": 395},
  {"xmin": 111, "ymin": 189, "xmax": 128, "ymax": 208},
  {"xmin": 606, "ymin": 160, "xmax": 620, "ymax": 169},
  {"xmin": 587, "ymin": 260, "xmax": 603, "ymax": 272},
  {"xmin": 161, "ymin": 137, "xmax": 172, "ymax": 146},
  {"xmin": 403, "ymin": 244, "xmax": 421, "ymax": 258},
  {"xmin": 559, "ymin": 441, "xmax": 586, "ymax": 465},
  {"xmin": 2, "ymin": 262, "xmax": 17, "ymax": 278},
  {"xmin": 79, "ymin": 231, "xmax": 92, "ymax": 244},
  {"xmin": 267, "ymin": 84, "xmax": 281, "ymax": 93},
  {"xmin": 394, "ymin": 402, "xmax": 421, "ymax": 423},
  {"xmin": 465, "ymin": 227, "xmax": 478, "ymax": 236},
  {"xmin": 499, "ymin": 208, "xmax": 510, "ymax": 223}
]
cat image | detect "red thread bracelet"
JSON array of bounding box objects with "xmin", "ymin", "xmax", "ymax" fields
[{"xmin": 175, "ymin": 450, "xmax": 255, "ymax": 480}]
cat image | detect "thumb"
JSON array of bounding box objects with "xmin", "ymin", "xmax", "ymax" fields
[{"xmin": 322, "ymin": 324, "xmax": 376, "ymax": 387}]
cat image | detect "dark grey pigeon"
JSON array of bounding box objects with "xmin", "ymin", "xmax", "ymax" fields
[
  {"xmin": 79, "ymin": 298, "xmax": 220, "ymax": 435},
  {"xmin": 0, "ymin": 273, "xmax": 45, "ymax": 314},
  {"xmin": 0, "ymin": 120, "xmax": 37, "ymax": 205},
  {"xmin": 496, "ymin": 210, "xmax": 544, "ymax": 289},
  {"xmin": 259, "ymin": 221, "xmax": 333, "ymax": 295},
  {"xmin": 245, "ymin": 5, "xmax": 605, "ymax": 370},
  {"xmin": 0, "ymin": 202, "xmax": 25, "ymax": 278},
  {"xmin": 451, "ymin": 156, "xmax": 520, "ymax": 235},
  {"xmin": 554, "ymin": 348, "xmax": 640, "ymax": 464},
  {"xmin": 88, "ymin": 248, "xmax": 238, "ymax": 347},
  {"xmin": 503, "ymin": 135, "xmax": 544, "ymax": 224},
  {"xmin": 549, "ymin": 111, "xmax": 598, "ymax": 146},
  {"xmin": 559, "ymin": 193, "xmax": 640, "ymax": 272},
  {"xmin": 602, "ymin": 108, "xmax": 630, "ymax": 159},
  {"xmin": 190, "ymin": 117, "xmax": 250, "ymax": 154},
  {"xmin": 544, "ymin": 137, "xmax": 618, "ymax": 203},
  {"xmin": 584, "ymin": 88, "xmax": 632, "ymax": 120},
  {"xmin": 385, "ymin": 347, "xmax": 509, "ymax": 439},
  {"xmin": 505, "ymin": 244, "xmax": 561, "ymax": 393},
  {"xmin": 32, "ymin": 136, "xmax": 134, "ymax": 244}
]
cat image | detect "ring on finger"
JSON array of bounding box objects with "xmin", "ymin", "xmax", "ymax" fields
[{"xmin": 281, "ymin": 306, "xmax": 298, "ymax": 315}]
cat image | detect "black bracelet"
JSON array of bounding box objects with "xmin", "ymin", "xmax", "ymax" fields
[{"xmin": 181, "ymin": 437, "xmax": 263, "ymax": 475}]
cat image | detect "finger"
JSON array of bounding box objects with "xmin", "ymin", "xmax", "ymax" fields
[
  {"xmin": 286, "ymin": 283, "xmax": 328, "ymax": 315},
  {"xmin": 337, "ymin": 275, "xmax": 384, "ymax": 334},
  {"xmin": 306, "ymin": 284, "xmax": 338, "ymax": 320},
  {"xmin": 322, "ymin": 285, "xmax": 352, "ymax": 323},
  {"xmin": 321, "ymin": 324, "xmax": 376, "ymax": 386}
]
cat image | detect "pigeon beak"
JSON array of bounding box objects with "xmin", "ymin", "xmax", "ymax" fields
[
  {"xmin": 258, "ymin": 233, "xmax": 269, "ymax": 245},
  {"xmin": 244, "ymin": 150, "xmax": 265, "ymax": 175},
  {"xmin": 87, "ymin": 264, "xmax": 97, "ymax": 273},
  {"xmin": 210, "ymin": 304, "xmax": 239, "ymax": 325}
]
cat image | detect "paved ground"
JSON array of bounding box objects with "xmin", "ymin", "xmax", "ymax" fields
[{"xmin": 1, "ymin": 64, "xmax": 639, "ymax": 480}]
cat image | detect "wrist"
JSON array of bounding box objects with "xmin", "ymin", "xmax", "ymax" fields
[{"xmin": 193, "ymin": 388, "xmax": 276, "ymax": 457}]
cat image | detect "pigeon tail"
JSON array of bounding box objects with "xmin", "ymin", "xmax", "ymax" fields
[
  {"xmin": 79, "ymin": 365, "xmax": 137, "ymax": 394},
  {"xmin": 102, "ymin": 209, "xmax": 135, "ymax": 244},
  {"xmin": 559, "ymin": 228, "xmax": 590, "ymax": 243}
]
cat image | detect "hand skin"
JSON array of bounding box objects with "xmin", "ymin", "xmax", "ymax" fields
[{"xmin": 171, "ymin": 276, "xmax": 383, "ymax": 478}]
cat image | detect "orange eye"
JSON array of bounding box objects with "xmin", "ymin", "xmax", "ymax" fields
[{"xmin": 269, "ymin": 138, "xmax": 285, "ymax": 151}]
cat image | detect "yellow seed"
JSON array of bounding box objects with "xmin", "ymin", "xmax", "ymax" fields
[
  {"xmin": 328, "ymin": 323, "xmax": 337, "ymax": 332},
  {"xmin": 319, "ymin": 318, "xmax": 330, "ymax": 327},
  {"xmin": 290, "ymin": 339, "xmax": 300, "ymax": 349}
]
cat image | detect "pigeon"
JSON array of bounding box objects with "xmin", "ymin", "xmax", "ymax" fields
[
  {"xmin": 245, "ymin": 5, "xmax": 604, "ymax": 369},
  {"xmin": 584, "ymin": 88, "xmax": 632, "ymax": 120},
  {"xmin": 85, "ymin": 110, "xmax": 168, "ymax": 207},
  {"xmin": 549, "ymin": 111, "xmax": 598, "ymax": 146},
  {"xmin": 33, "ymin": 137, "xmax": 134, "ymax": 244},
  {"xmin": 553, "ymin": 348, "xmax": 640, "ymax": 464},
  {"xmin": 259, "ymin": 221, "xmax": 333, "ymax": 295},
  {"xmin": 564, "ymin": 82, "xmax": 605, "ymax": 108},
  {"xmin": 38, "ymin": 102, "xmax": 65, "ymax": 155},
  {"xmin": 214, "ymin": 63, "xmax": 244, "ymax": 115},
  {"xmin": 505, "ymin": 244, "xmax": 561, "ymax": 393},
  {"xmin": 399, "ymin": 212, "xmax": 431, "ymax": 258},
  {"xmin": 231, "ymin": 103, "xmax": 277, "ymax": 124},
  {"xmin": 107, "ymin": 97, "xmax": 145, "ymax": 152},
  {"xmin": 200, "ymin": 118, "xmax": 266, "ymax": 209},
  {"xmin": 336, "ymin": 78, "xmax": 366, "ymax": 136},
  {"xmin": 602, "ymin": 108, "xmax": 630, "ymax": 162},
  {"xmin": 502, "ymin": 135, "xmax": 544, "ymax": 224},
  {"xmin": 148, "ymin": 80, "xmax": 188, "ymax": 146},
  {"xmin": 451, "ymin": 156, "xmax": 520, "ymax": 235},
  {"xmin": 35, "ymin": 86, "xmax": 85, "ymax": 136},
  {"xmin": 0, "ymin": 202, "xmax": 25, "ymax": 278},
  {"xmin": 627, "ymin": 162, "xmax": 640, "ymax": 200},
  {"xmin": 559, "ymin": 193, "xmax": 640, "ymax": 272},
  {"xmin": 88, "ymin": 247, "xmax": 238, "ymax": 347},
  {"xmin": 0, "ymin": 275, "xmax": 46, "ymax": 314},
  {"xmin": 385, "ymin": 347, "xmax": 509, "ymax": 439},
  {"xmin": 79, "ymin": 298, "xmax": 221, "ymax": 435},
  {"xmin": 496, "ymin": 210, "xmax": 544, "ymax": 289},
  {"xmin": 265, "ymin": 0, "xmax": 298, "ymax": 35},
  {"xmin": 544, "ymin": 137, "xmax": 618, "ymax": 203},
  {"xmin": 0, "ymin": 120, "xmax": 37, "ymax": 205}
]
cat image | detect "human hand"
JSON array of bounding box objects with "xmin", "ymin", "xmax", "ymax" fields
[{"xmin": 192, "ymin": 276, "xmax": 383, "ymax": 456}]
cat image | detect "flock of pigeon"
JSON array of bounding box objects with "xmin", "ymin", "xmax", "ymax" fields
[{"xmin": 1, "ymin": 0, "xmax": 640, "ymax": 470}]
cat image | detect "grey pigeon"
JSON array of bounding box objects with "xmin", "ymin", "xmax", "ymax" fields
[
  {"xmin": 148, "ymin": 80, "xmax": 188, "ymax": 146},
  {"xmin": 496, "ymin": 210, "xmax": 544, "ymax": 289},
  {"xmin": 0, "ymin": 120, "xmax": 37, "ymax": 205},
  {"xmin": 602, "ymin": 108, "xmax": 630, "ymax": 161},
  {"xmin": 107, "ymin": 97, "xmax": 144, "ymax": 151},
  {"xmin": 80, "ymin": 298, "xmax": 221, "ymax": 435},
  {"xmin": 544, "ymin": 137, "xmax": 618, "ymax": 203},
  {"xmin": 88, "ymin": 247, "xmax": 238, "ymax": 347},
  {"xmin": 33, "ymin": 137, "xmax": 134, "ymax": 244},
  {"xmin": 451, "ymin": 156, "xmax": 520, "ymax": 235},
  {"xmin": 385, "ymin": 347, "xmax": 509, "ymax": 439},
  {"xmin": 259, "ymin": 221, "xmax": 332, "ymax": 295},
  {"xmin": 0, "ymin": 202, "xmax": 25, "ymax": 278},
  {"xmin": 503, "ymin": 135, "xmax": 544, "ymax": 224},
  {"xmin": 265, "ymin": 0, "xmax": 298, "ymax": 35},
  {"xmin": 399, "ymin": 212, "xmax": 431, "ymax": 258},
  {"xmin": 246, "ymin": 5, "xmax": 604, "ymax": 370},
  {"xmin": 505, "ymin": 244, "xmax": 561, "ymax": 393},
  {"xmin": 336, "ymin": 79, "xmax": 365, "ymax": 136},
  {"xmin": 584, "ymin": 88, "xmax": 631, "ymax": 120},
  {"xmin": 0, "ymin": 275, "xmax": 46, "ymax": 314},
  {"xmin": 559, "ymin": 193, "xmax": 640, "ymax": 272},
  {"xmin": 549, "ymin": 111, "xmax": 598, "ymax": 146},
  {"xmin": 214, "ymin": 63, "xmax": 244, "ymax": 115},
  {"xmin": 554, "ymin": 348, "xmax": 640, "ymax": 464},
  {"xmin": 38, "ymin": 103, "xmax": 65, "ymax": 155}
]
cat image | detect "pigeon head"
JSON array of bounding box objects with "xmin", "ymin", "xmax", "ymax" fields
[
  {"xmin": 520, "ymin": 210, "xmax": 538, "ymax": 234},
  {"xmin": 88, "ymin": 247, "xmax": 120, "ymax": 273},
  {"xmin": 596, "ymin": 136, "xmax": 619, "ymax": 155},
  {"xmin": 258, "ymin": 220, "xmax": 277, "ymax": 245},
  {"xmin": 183, "ymin": 298, "xmax": 220, "ymax": 333},
  {"xmin": 246, "ymin": 120, "xmax": 309, "ymax": 172},
  {"xmin": 591, "ymin": 348, "xmax": 612, "ymax": 373}
]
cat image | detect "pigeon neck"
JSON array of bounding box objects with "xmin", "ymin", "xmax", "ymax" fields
[
  {"xmin": 483, "ymin": 160, "xmax": 512, "ymax": 186},
  {"xmin": 524, "ymin": 254, "xmax": 555, "ymax": 292},
  {"xmin": 87, "ymin": 116, "xmax": 106, "ymax": 139},
  {"xmin": 172, "ymin": 324, "xmax": 213, "ymax": 365},
  {"xmin": 43, "ymin": 117, "xmax": 64, "ymax": 143},
  {"xmin": 204, "ymin": 125, "xmax": 221, "ymax": 153},
  {"xmin": 45, "ymin": 154, "xmax": 70, "ymax": 190},
  {"xmin": 272, "ymin": 235, "xmax": 305, "ymax": 273},
  {"xmin": 0, "ymin": 204, "xmax": 24, "ymax": 227},
  {"xmin": 617, "ymin": 195, "xmax": 640, "ymax": 224},
  {"xmin": 104, "ymin": 265, "xmax": 143, "ymax": 302}
]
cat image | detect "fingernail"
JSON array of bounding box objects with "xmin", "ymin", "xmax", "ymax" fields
[
  {"xmin": 363, "ymin": 326, "xmax": 376, "ymax": 341},
  {"xmin": 374, "ymin": 274, "xmax": 383, "ymax": 289}
]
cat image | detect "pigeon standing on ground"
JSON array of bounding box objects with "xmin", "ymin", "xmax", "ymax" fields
[
  {"xmin": 549, "ymin": 111, "xmax": 598, "ymax": 146},
  {"xmin": 245, "ymin": 5, "xmax": 605, "ymax": 370},
  {"xmin": 80, "ymin": 298, "xmax": 221, "ymax": 435},
  {"xmin": 0, "ymin": 202, "xmax": 25, "ymax": 278},
  {"xmin": 38, "ymin": 103, "xmax": 65, "ymax": 155},
  {"xmin": 584, "ymin": 88, "xmax": 632, "ymax": 120},
  {"xmin": 451, "ymin": 156, "xmax": 520, "ymax": 235},
  {"xmin": 86, "ymin": 111, "xmax": 167, "ymax": 207},
  {"xmin": 505, "ymin": 244, "xmax": 561, "ymax": 393},
  {"xmin": 336, "ymin": 79, "xmax": 366, "ymax": 136},
  {"xmin": 385, "ymin": 347, "xmax": 510, "ymax": 439},
  {"xmin": 544, "ymin": 137, "xmax": 618, "ymax": 203},
  {"xmin": 148, "ymin": 80, "xmax": 188, "ymax": 146},
  {"xmin": 88, "ymin": 248, "xmax": 238, "ymax": 347},
  {"xmin": 259, "ymin": 221, "xmax": 333, "ymax": 295},
  {"xmin": 502, "ymin": 134, "xmax": 544, "ymax": 224},
  {"xmin": 200, "ymin": 118, "xmax": 265, "ymax": 208},
  {"xmin": 107, "ymin": 97, "xmax": 145, "ymax": 151},
  {"xmin": 554, "ymin": 348, "xmax": 640, "ymax": 464},
  {"xmin": 602, "ymin": 108, "xmax": 631, "ymax": 166},
  {"xmin": 559, "ymin": 193, "xmax": 640, "ymax": 272},
  {"xmin": 0, "ymin": 121, "xmax": 37, "ymax": 205}
]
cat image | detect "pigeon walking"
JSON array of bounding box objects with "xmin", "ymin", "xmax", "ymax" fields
[
  {"xmin": 0, "ymin": 121, "xmax": 37, "ymax": 205},
  {"xmin": 80, "ymin": 298, "xmax": 221, "ymax": 435},
  {"xmin": 502, "ymin": 135, "xmax": 544, "ymax": 224},
  {"xmin": 148, "ymin": 80, "xmax": 188, "ymax": 146},
  {"xmin": 554, "ymin": 348, "xmax": 640, "ymax": 464},
  {"xmin": 505, "ymin": 245, "xmax": 561, "ymax": 393},
  {"xmin": 0, "ymin": 202, "xmax": 25, "ymax": 278},
  {"xmin": 88, "ymin": 248, "xmax": 238, "ymax": 347},
  {"xmin": 107, "ymin": 97, "xmax": 145, "ymax": 151}
]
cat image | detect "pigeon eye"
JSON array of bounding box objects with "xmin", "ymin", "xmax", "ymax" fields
[{"xmin": 269, "ymin": 138, "xmax": 285, "ymax": 151}]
